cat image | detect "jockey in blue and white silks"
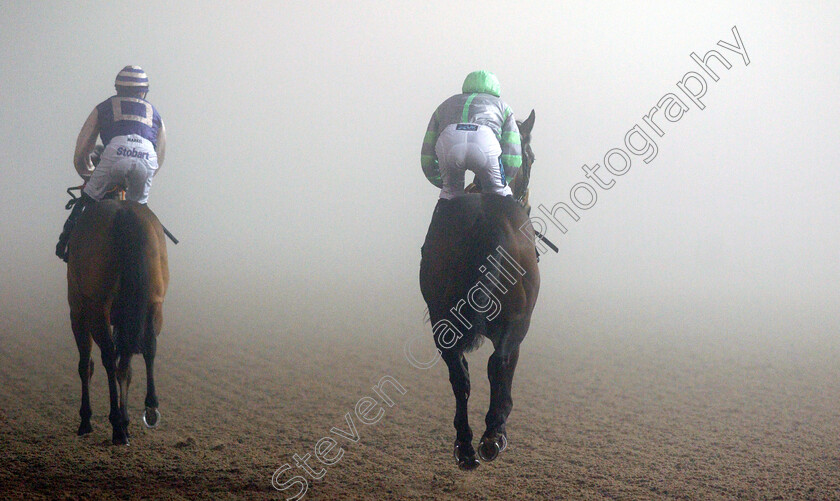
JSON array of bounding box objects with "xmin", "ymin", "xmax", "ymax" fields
[
  {"xmin": 56, "ymin": 65, "xmax": 167, "ymax": 261},
  {"xmin": 421, "ymin": 71, "xmax": 522, "ymax": 200},
  {"xmin": 75, "ymin": 65, "xmax": 167, "ymax": 204}
]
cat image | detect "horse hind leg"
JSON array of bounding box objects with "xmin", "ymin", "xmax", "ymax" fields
[
  {"xmin": 116, "ymin": 348, "xmax": 132, "ymax": 439},
  {"xmin": 441, "ymin": 349, "xmax": 478, "ymax": 470},
  {"xmin": 479, "ymin": 343, "xmax": 521, "ymax": 462},
  {"xmin": 93, "ymin": 314, "xmax": 129, "ymax": 445},
  {"xmin": 72, "ymin": 311, "xmax": 94, "ymax": 436},
  {"xmin": 142, "ymin": 303, "xmax": 161, "ymax": 429}
]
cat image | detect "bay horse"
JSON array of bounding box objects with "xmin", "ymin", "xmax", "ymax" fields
[
  {"xmin": 67, "ymin": 198, "xmax": 169, "ymax": 444},
  {"xmin": 420, "ymin": 111, "xmax": 539, "ymax": 469}
]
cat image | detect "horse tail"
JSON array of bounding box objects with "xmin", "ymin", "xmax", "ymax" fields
[
  {"xmin": 442, "ymin": 201, "xmax": 505, "ymax": 353},
  {"xmin": 113, "ymin": 206, "xmax": 152, "ymax": 355},
  {"xmin": 458, "ymin": 208, "xmax": 509, "ymax": 352}
]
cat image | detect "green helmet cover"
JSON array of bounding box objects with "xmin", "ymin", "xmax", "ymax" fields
[{"xmin": 462, "ymin": 70, "xmax": 501, "ymax": 97}]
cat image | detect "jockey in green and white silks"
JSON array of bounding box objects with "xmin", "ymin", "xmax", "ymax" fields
[{"xmin": 421, "ymin": 70, "xmax": 522, "ymax": 199}]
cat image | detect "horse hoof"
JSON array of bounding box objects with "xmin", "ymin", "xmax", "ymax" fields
[
  {"xmin": 77, "ymin": 423, "xmax": 93, "ymax": 436},
  {"xmin": 112, "ymin": 433, "xmax": 130, "ymax": 446},
  {"xmin": 478, "ymin": 438, "xmax": 500, "ymax": 462},
  {"xmin": 453, "ymin": 441, "xmax": 480, "ymax": 470},
  {"xmin": 143, "ymin": 408, "xmax": 161, "ymax": 429}
]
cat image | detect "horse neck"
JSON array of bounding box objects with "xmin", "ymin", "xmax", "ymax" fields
[{"xmin": 510, "ymin": 163, "xmax": 530, "ymax": 203}]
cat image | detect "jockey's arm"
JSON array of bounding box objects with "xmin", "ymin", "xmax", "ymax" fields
[
  {"xmin": 74, "ymin": 108, "xmax": 100, "ymax": 180},
  {"xmin": 499, "ymin": 105, "xmax": 522, "ymax": 184},
  {"xmin": 155, "ymin": 120, "xmax": 167, "ymax": 169},
  {"xmin": 421, "ymin": 110, "xmax": 442, "ymax": 188}
]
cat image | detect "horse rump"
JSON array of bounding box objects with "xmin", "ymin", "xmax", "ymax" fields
[{"xmin": 420, "ymin": 194, "xmax": 520, "ymax": 352}]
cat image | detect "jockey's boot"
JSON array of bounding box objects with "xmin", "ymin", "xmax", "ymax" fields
[{"xmin": 55, "ymin": 194, "xmax": 91, "ymax": 262}]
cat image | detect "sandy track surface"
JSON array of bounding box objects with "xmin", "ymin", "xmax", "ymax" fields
[{"xmin": 2, "ymin": 312, "xmax": 839, "ymax": 500}]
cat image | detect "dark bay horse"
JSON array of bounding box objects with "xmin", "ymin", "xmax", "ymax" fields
[
  {"xmin": 67, "ymin": 199, "xmax": 169, "ymax": 444},
  {"xmin": 420, "ymin": 111, "xmax": 539, "ymax": 469}
]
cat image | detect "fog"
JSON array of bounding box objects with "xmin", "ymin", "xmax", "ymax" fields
[{"xmin": 2, "ymin": 1, "xmax": 838, "ymax": 352}]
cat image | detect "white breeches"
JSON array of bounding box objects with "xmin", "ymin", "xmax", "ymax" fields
[
  {"xmin": 435, "ymin": 123, "xmax": 512, "ymax": 200},
  {"xmin": 83, "ymin": 135, "xmax": 158, "ymax": 203}
]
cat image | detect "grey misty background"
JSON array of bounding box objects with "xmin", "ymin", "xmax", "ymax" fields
[{"xmin": 1, "ymin": 2, "xmax": 838, "ymax": 355}]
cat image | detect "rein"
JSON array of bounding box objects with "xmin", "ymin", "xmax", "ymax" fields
[
  {"xmin": 65, "ymin": 185, "xmax": 83, "ymax": 210},
  {"xmin": 510, "ymin": 143, "xmax": 558, "ymax": 255}
]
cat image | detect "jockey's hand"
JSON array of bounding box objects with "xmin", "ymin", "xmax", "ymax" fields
[
  {"xmin": 465, "ymin": 177, "xmax": 483, "ymax": 194},
  {"xmin": 90, "ymin": 147, "xmax": 103, "ymax": 168}
]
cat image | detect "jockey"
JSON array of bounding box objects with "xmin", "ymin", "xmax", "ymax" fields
[
  {"xmin": 421, "ymin": 70, "xmax": 522, "ymax": 200},
  {"xmin": 56, "ymin": 65, "xmax": 167, "ymax": 261}
]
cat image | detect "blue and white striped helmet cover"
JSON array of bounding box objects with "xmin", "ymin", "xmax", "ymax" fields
[{"xmin": 115, "ymin": 65, "xmax": 149, "ymax": 89}]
